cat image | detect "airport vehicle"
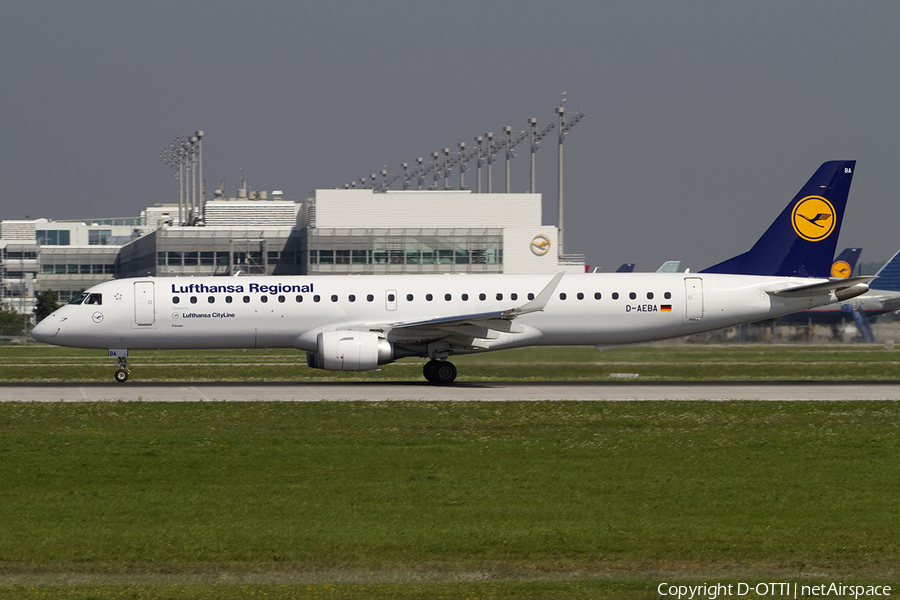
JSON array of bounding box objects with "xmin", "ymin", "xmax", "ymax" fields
[{"xmin": 32, "ymin": 161, "xmax": 870, "ymax": 384}]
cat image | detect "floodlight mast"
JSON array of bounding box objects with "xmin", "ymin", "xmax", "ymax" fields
[
  {"xmin": 503, "ymin": 126, "xmax": 528, "ymax": 193},
  {"xmin": 474, "ymin": 136, "xmax": 483, "ymax": 193},
  {"xmin": 485, "ymin": 132, "xmax": 495, "ymax": 193},
  {"xmin": 458, "ymin": 142, "xmax": 466, "ymax": 190},
  {"xmin": 432, "ymin": 152, "xmax": 440, "ymax": 189},
  {"xmin": 529, "ymin": 117, "xmax": 556, "ymax": 193},
  {"xmin": 442, "ymin": 148, "xmax": 451, "ymax": 189},
  {"xmin": 556, "ymin": 106, "xmax": 586, "ymax": 257},
  {"xmin": 159, "ymin": 132, "xmax": 204, "ymax": 226},
  {"xmin": 196, "ymin": 131, "xmax": 204, "ymax": 223},
  {"xmin": 346, "ymin": 103, "xmax": 584, "ymax": 197}
]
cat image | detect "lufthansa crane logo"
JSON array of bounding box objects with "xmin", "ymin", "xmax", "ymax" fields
[
  {"xmin": 831, "ymin": 260, "xmax": 852, "ymax": 279},
  {"xmin": 531, "ymin": 234, "xmax": 551, "ymax": 255},
  {"xmin": 791, "ymin": 196, "xmax": 836, "ymax": 242}
]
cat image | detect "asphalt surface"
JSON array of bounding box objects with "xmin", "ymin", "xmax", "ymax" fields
[{"xmin": 1, "ymin": 381, "xmax": 899, "ymax": 401}]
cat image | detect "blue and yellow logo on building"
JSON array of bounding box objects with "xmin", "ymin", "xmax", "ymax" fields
[
  {"xmin": 531, "ymin": 234, "xmax": 551, "ymax": 255},
  {"xmin": 791, "ymin": 196, "xmax": 836, "ymax": 242}
]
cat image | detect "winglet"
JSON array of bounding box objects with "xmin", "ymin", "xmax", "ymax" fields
[
  {"xmin": 702, "ymin": 161, "xmax": 855, "ymax": 277},
  {"xmin": 503, "ymin": 272, "xmax": 565, "ymax": 317}
]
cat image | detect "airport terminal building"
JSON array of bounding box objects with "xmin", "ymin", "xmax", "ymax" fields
[{"xmin": 1, "ymin": 188, "xmax": 583, "ymax": 325}]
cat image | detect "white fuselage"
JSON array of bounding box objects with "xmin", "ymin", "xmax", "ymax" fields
[{"xmin": 32, "ymin": 272, "xmax": 837, "ymax": 354}]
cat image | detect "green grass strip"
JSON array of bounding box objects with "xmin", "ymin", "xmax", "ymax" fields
[
  {"xmin": 2, "ymin": 344, "xmax": 900, "ymax": 382},
  {"xmin": 1, "ymin": 401, "xmax": 898, "ymax": 582}
]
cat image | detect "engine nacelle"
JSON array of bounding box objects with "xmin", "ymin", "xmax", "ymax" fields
[{"xmin": 306, "ymin": 330, "xmax": 393, "ymax": 371}]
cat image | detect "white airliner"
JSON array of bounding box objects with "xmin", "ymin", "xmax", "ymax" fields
[{"xmin": 32, "ymin": 161, "xmax": 871, "ymax": 384}]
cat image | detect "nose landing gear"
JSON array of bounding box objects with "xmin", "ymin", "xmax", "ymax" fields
[
  {"xmin": 109, "ymin": 349, "xmax": 130, "ymax": 383},
  {"xmin": 114, "ymin": 366, "xmax": 129, "ymax": 383}
]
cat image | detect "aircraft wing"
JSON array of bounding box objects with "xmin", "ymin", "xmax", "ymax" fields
[
  {"xmin": 768, "ymin": 276, "xmax": 875, "ymax": 301},
  {"xmin": 387, "ymin": 272, "xmax": 564, "ymax": 333}
]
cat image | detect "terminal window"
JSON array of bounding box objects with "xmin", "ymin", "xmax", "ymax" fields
[{"xmin": 36, "ymin": 230, "xmax": 70, "ymax": 245}]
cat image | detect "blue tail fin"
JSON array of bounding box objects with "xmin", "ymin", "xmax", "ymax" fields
[
  {"xmin": 830, "ymin": 247, "xmax": 862, "ymax": 279},
  {"xmin": 615, "ymin": 263, "xmax": 635, "ymax": 272},
  {"xmin": 701, "ymin": 161, "xmax": 855, "ymax": 277},
  {"xmin": 870, "ymin": 249, "xmax": 900, "ymax": 291}
]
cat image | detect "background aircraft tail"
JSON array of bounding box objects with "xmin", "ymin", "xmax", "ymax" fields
[
  {"xmin": 701, "ymin": 160, "xmax": 855, "ymax": 277},
  {"xmin": 870, "ymin": 248, "xmax": 900, "ymax": 291},
  {"xmin": 830, "ymin": 247, "xmax": 862, "ymax": 279}
]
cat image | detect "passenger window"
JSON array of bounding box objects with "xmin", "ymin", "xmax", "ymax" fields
[
  {"xmin": 665, "ymin": 292, "xmax": 672, "ymax": 299},
  {"xmin": 444, "ymin": 293, "xmax": 451, "ymax": 301},
  {"xmin": 226, "ymin": 296, "xmax": 233, "ymax": 304},
  {"xmin": 479, "ymin": 293, "xmax": 486, "ymax": 301},
  {"xmin": 314, "ymin": 295, "xmax": 321, "ymax": 302},
  {"xmin": 295, "ymin": 295, "xmax": 303, "ymax": 303},
  {"xmin": 331, "ymin": 295, "xmax": 338, "ymax": 302},
  {"xmin": 406, "ymin": 294, "xmax": 414, "ymax": 301},
  {"xmin": 243, "ymin": 296, "xmax": 250, "ymax": 303},
  {"xmin": 496, "ymin": 293, "xmax": 503, "ymax": 301},
  {"xmin": 629, "ymin": 292, "xmax": 637, "ymax": 300},
  {"xmin": 173, "ymin": 297, "xmax": 180, "ymax": 305},
  {"xmin": 647, "ymin": 292, "xmax": 654, "ymax": 300},
  {"xmin": 278, "ymin": 295, "xmax": 285, "ymax": 303},
  {"xmin": 594, "ymin": 292, "xmax": 601, "ymax": 300},
  {"xmin": 190, "ymin": 296, "xmax": 197, "ymax": 304},
  {"xmin": 577, "ymin": 292, "xmax": 584, "ymax": 300},
  {"xmin": 208, "ymin": 296, "xmax": 215, "ymax": 303},
  {"xmin": 527, "ymin": 293, "xmax": 535, "ymax": 300},
  {"xmin": 426, "ymin": 294, "xmax": 433, "ymax": 301},
  {"xmin": 511, "ymin": 293, "xmax": 518, "ymax": 301},
  {"xmin": 367, "ymin": 294, "xmax": 374, "ymax": 302},
  {"xmin": 349, "ymin": 295, "xmax": 356, "ymax": 303},
  {"xmin": 559, "ymin": 292, "xmax": 567, "ymax": 300},
  {"xmin": 612, "ymin": 292, "xmax": 619, "ymax": 300},
  {"xmin": 462, "ymin": 293, "xmax": 469, "ymax": 301},
  {"xmin": 86, "ymin": 293, "xmax": 102, "ymax": 305},
  {"xmin": 260, "ymin": 296, "xmax": 268, "ymax": 303},
  {"xmin": 387, "ymin": 293, "xmax": 395, "ymax": 302}
]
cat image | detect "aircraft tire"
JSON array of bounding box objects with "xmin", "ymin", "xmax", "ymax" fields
[
  {"xmin": 423, "ymin": 360, "xmax": 439, "ymax": 382},
  {"xmin": 432, "ymin": 361, "xmax": 457, "ymax": 385},
  {"xmin": 114, "ymin": 369, "xmax": 129, "ymax": 383}
]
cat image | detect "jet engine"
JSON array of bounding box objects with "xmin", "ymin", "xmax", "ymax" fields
[{"xmin": 306, "ymin": 330, "xmax": 393, "ymax": 371}]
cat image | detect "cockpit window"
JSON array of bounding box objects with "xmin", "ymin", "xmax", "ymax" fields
[
  {"xmin": 85, "ymin": 293, "xmax": 102, "ymax": 305},
  {"xmin": 67, "ymin": 292, "xmax": 90, "ymax": 305}
]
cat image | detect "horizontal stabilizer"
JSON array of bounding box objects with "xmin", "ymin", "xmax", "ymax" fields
[{"xmin": 768, "ymin": 276, "xmax": 874, "ymax": 301}]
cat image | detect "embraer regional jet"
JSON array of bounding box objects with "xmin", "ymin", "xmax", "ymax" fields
[{"xmin": 32, "ymin": 161, "xmax": 871, "ymax": 384}]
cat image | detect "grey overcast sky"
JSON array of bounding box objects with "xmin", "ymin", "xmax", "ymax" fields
[{"xmin": 2, "ymin": 1, "xmax": 899, "ymax": 272}]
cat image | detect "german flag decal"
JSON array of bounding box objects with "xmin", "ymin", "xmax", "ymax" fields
[{"xmin": 661, "ymin": 305, "xmax": 672, "ymax": 312}]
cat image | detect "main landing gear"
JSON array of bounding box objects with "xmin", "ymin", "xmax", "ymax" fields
[{"xmin": 423, "ymin": 360, "xmax": 457, "ymax": 384}]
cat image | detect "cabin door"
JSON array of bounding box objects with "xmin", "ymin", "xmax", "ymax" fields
[
  {"xmin": 134, "ymin": 281, "xmax": 155, "ymax": 326},
  {"xmin": 684, "ymin": 277, "xmax": 704, "ymax": 320}
]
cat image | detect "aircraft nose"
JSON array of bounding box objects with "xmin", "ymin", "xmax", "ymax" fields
[{"xmin": 31, "ymin": 316, "xmax": 59, "ymax": 343}]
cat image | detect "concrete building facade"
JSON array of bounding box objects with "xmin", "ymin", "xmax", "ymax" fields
[{"xmin": 2, "ymin": 189, "xmax": 583, "ymax": 329}]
